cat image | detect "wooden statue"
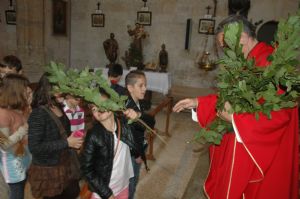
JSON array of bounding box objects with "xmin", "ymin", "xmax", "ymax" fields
[
  {"xmin": 103, "ymin": 33, "xmax": 119, "ymax": 68},
  {"xmin": 159, "ymin": 44, "xmax": 168, "ymax": 72}
]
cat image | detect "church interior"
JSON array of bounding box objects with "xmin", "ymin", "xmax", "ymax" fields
[{"xmin": 0, "ymin": 0, "xmax": 299, "ymax": 199}]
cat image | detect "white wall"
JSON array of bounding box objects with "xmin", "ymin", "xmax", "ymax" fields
[{"xmin": 0, "ymin": 1, "xmax": 17, "ymax": 58}]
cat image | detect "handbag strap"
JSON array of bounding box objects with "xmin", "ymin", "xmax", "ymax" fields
[{"xmin": 41, "ymin": 106, "xmax": 67, "ymax": 139}]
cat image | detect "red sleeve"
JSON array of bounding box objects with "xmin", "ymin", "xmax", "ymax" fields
[
  {"xmin": 233, "ymin": 107, "xmax": 298, "ymax": 172},
  {"xmin": 196, "ymin": 94, "xmax": 218, "ymax": 128}
]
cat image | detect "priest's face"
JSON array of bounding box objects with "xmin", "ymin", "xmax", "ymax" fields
[
  {"xmin": 216, "ymin": 32, "xmax": 225, "ymax": 48},
  {"xmin": 217, "ymin": 31, "xmax": 252, "ymax": 58},
  {"xmin": 239, "ymin": 32, "xmax": 253, "ymax": 57}
]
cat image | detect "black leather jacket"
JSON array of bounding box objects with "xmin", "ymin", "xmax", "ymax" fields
[
  {"xmin": 80, "ymin": 115, "xmax": 137, "ymax": 199},
  {"xmin": 125, "ymin": 96, "xmax": 155, "ymax": 170}
]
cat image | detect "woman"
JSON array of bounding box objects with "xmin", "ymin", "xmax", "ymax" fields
[
  {"xmin": 28, "ymin": 73, "xmax": 83, "ymax": 199},
  {"xmin": 0, "ymin": 74, "xmax": 32, "ymax": 199}
]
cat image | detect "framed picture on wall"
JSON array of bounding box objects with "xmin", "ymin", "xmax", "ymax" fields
[
  {"xmin": 52, "ymin": 0, "xmax": 67, "ymax": 35},
  {"xmin": 5, "ymin": 10, "xmax": 16, "ymax": 25},
  {"xmin": 198, "ymin": 19, "xmax": 215, "ymax": 34},
  {"xmin": 91, "ymin": 14, "xmax": 105, "ymax": 27},
  {"xmin": 137, "ymin": 11, "xmax": 152, "ymax": 26}
]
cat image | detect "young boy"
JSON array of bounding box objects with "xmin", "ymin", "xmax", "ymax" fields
[
  {"xmin": 0, "ymin": 55, "xmax": 23, "ymax": 78},
  {"xmin": 125, "ymin": 70, "xmax": 155, "ymax": 199},
  {"xmin": 81, "ymin": 88, "xmax": 139, "ymax": 199},
  {"xmin": 63, "ymin": 94, "xmax": 85, "ymax": 136},
  {"xmin": 107, "ymin": 63, "xmax": 127, "ymax": 96}
]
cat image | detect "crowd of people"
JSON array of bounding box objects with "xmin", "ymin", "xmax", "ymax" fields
[
  {"xmin": 0, "ymin": 55, "xmax": 155, "ymax": 199},
  {"xmin": 0, "ymin": 14, "xmax": 298, "ymax": 199}
]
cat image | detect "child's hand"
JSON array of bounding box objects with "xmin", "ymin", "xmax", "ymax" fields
[
  {"xmin": 123, "ymin": 109, "xmax": 140, "ymax": 120},
  {"xmin": 135, "ymin": 156, "xmax": 143, "ymax": 164},
  {"xmin": 67, "ymin": 135, "xmax": 83, "ymax": 149}
]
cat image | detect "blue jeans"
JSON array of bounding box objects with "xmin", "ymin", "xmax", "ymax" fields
[
  {"xmin": 8, "ymin": 179, "xmax": 26, "ymax": 199},
  {"xmin": 128, "ymin": 156, "xmax": 142, "ymax": 199}
]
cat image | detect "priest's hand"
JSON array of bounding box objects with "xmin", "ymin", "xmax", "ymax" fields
[
  {"xmin": 173, "ymin": 98, "xmax": 198, "ymax": 113},
  {"xmin": 217, "ymin": 101, "xmax": 232, "ymax": 122}
]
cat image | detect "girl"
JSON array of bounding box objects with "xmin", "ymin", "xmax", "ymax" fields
[
  {"xmin": 81, "ymin": 89, "xmax": 140, "ymax": 199},
  {"xmin": 0, "ymin": 74, "xmax": 32, "ymax": 199},
  {"xmin": 28, "ymin": 73, "xmax": 83, "ymax": 199}
]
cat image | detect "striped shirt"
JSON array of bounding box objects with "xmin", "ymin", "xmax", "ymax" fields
[{"xmin": 63, "ymin": 102, "xmax": 85, "ymax": 133}]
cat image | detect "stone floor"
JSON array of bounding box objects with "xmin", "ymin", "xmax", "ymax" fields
[
  {"xmin": 134, "ymin": 109, "xmax": 209, "ymax": 199},
  {"xmin": 18, "ymin": 97, "xmax": 211, "ymax": 199}
]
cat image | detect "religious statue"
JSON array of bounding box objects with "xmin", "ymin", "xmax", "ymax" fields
[
  {"xmin": 126, "ymin": 23, "xmax": 149, "ymax": 68},
  {"xmin": 103, "ymin": 33, "xmax": 119, "ymax": 68},
  {"xmin": 127, "ymin": 23, "xmax": 148, "ymax": 52},
  {"xmin": 159, "ymin": 44, "xmax": 168, "ymax": 72}
]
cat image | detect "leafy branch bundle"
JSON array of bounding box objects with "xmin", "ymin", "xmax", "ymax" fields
[
  {"xmin": 46, "ymin": 63, "xmax": 166, "ymax": 143},
  {"xmin": 46, "ymin": 62, "xmax": 127, "ymax": 112},
  {"xmin": 196, "ymin": 11, "xmax": 300, "ymax": 145}
]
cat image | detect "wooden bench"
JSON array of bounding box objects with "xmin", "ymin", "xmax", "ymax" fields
[{"xmin": 146, "ymin": 96, "xmax": 173, "ymax": 160}]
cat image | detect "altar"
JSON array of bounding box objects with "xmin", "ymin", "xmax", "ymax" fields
[{"xmin": 100, "ymin": 68, "xmax": 171, "ymax": 95}]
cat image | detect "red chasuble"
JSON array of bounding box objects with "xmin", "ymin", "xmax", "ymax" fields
[{"xmin": 196, "ymin": 42, "xmax": 299, "ymax": 199}]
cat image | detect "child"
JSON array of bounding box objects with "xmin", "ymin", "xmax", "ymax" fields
[
  {"xmin": 0, "ymin": 74, "xmax": 32, "ymax": 199},
  {"xmin": 107, "ymin": 63, "xmax": 127, "ymax": 96},
  {"xmin": 0, "ymin": 55, "xmax": 23, "ymax": 78},
  {"xmin": 28, "ymin": 73, "xmax": 82, "ymax": 199},
  {"xmin": 0, "ymin": 56, "xmax": 26, "ymax": 199},
  {"xmin": 81, "ymin": 88, "xmax": 139, "ymax": 199},
  {"xmin": 63, "ymin": 94, "xmax": 85, "ymax": 137},
  {"xmin": 125, "ymin": 70, "xmax": 155, "ymax": 199}
]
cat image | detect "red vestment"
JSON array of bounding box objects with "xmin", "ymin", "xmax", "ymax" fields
[{"xmin": 196, "ymin": 42, "xmax": 299, "ymax": 199}]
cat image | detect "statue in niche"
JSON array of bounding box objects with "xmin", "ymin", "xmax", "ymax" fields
[
  {"xmin": 103, "ymin": 33, "xmax": 119, "ymax": 68},
  {"xmin": 126, "ymin": 23, "xmax": 149, "ymax": 69},
  {"xmin": 159, "ymin": 44, "xmax": 168, "ymax": 72}
]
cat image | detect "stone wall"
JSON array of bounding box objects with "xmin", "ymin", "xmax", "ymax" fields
[
  {"xmin": 0, "ymin": 1, "xmax": 17, "ymax": 58},
  {"xmin": 0, "ymin": 0, "xmax": 298, "ymax": 85}
]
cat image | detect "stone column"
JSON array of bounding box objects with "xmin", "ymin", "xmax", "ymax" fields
[{"xmin": 16, "ymin": 0, "xmax": 45, "ymax": 82}]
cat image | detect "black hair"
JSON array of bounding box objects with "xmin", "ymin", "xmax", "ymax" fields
[
  {"xmin": 1, "ymin": 55, "xmax": 23, "ymax": 72},
  {"xmin": 216, "ymin": 15, "xmax": 256, "ymax": 38},
  {"xmin": 31, "ymin": 73, "xmax": 57, "ymax": 108},
  {"xmin": 107, "ymin": 64, "xmax": 123, "ymax": 78}
]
